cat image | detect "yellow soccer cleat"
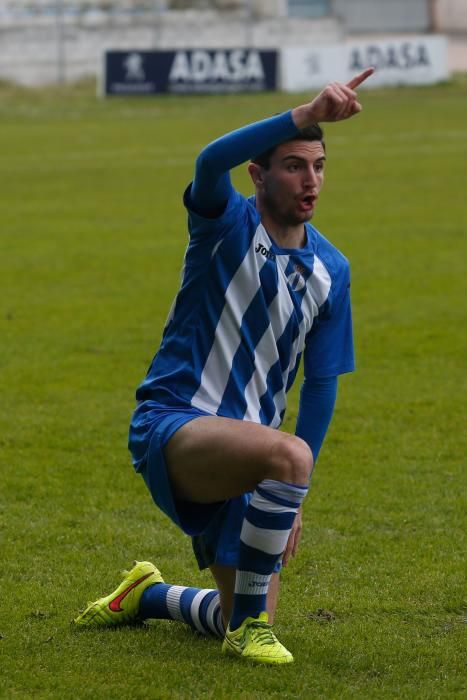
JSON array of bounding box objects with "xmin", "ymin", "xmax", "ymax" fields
[
  {"xmin": 222, "ymin": 612, "xmax": 293, "ymax": 664},
  {"xmin": 73, "ymin": 560, "xmax": 163, "ymax": 627}
]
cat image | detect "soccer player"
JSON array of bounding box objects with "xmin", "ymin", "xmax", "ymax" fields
[{"xmin": 75, "ymin": 67, "xmax": 374, "ymax": 664}]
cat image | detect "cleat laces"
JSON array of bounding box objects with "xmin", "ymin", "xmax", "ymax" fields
[{"xmin": 248, "ymin": 621, "xmax": 276, "ymax": 646}]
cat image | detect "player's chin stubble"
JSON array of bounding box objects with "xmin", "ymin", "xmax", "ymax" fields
[{"xmin": 264, "ymin": 194, "xmax": 312, "ymax": 228}]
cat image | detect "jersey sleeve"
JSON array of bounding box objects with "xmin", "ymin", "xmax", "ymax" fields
[
  {"xmin": 304, "ymin": 257, "xmax": 355, "ymax": 379},
  {"xmin": 295, "ymin": 375, "xmax": 338, "ymax": 463},
  {"xmin": 183, "ymin": 183, "xmax": 249, "ymax": 242},
  {"xmin": 187, "ymin": 110, "xmax": 299, "ymax": 219}
]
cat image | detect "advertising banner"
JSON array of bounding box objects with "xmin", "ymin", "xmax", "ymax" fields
[
  {"xmin": 103, "ymin": 49, "xmax": 278, "ymax": 95},
  {"xmin": 281, "ymin": 36, "xmax": 449, "ymax": 92}
]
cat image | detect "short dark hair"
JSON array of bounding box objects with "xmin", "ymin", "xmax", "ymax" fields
[{"xmin": 251, "ymin": 123, "xmax": 325, "ymax": 169}]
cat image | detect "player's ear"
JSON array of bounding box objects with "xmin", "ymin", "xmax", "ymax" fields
[{"xmin": 248, "ymin": 162, "xmax": 265, "ymax": 188}]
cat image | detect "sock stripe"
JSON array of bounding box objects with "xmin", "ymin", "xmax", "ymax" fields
[
  {"xmin": 166, "ymin": 585, "xmax": 187, "ymax": 622},
  {"xmin": 190, "ymin": 589, "xmax": 212, "ymax": 634},
  {"xmin": 249, "ymin": 491, "xmax": 299, "ymax": 514},
  {"xmin": 234, "ymin": 572, "xmax": 270, "ymax": 596},
  {"xmin": 246, "ymin": 504, "xmax": 297, "ymax": 529},
  {"xmin": 206, "ymin": 593, "xmax": 220, "ymax": 633},
  {"xmin": 240, "ymin": 519, "xmax": 290, "ymax": 556},
  {"xmin": 261, "ymin": 478, "xmax": 309, "ymax": 495},
  {"xmin": 256, "ymin": 485, "xmax": 302, "ymax": 509},
  {"xmin": 238, "ymin": 541, "xmax": 281, "ymax": 574}
]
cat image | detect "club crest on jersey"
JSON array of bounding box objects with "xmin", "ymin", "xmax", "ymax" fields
[
  {"xmin": 255, "ymin": 242, "xmax": 276, "ymax": 261},
  {"xmin": 287, "ymin": 265, "xmax": 307, "ymax": 292}
]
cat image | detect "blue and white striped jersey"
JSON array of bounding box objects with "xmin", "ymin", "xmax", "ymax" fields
[{"xmin": 132, "ymin": 186, "xmax": 354, "ymax": 443}]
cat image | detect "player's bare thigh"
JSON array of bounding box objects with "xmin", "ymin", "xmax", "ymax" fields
[{"xmin": 163, "ymin": 415, "xmax": 313, "ymax": 504}]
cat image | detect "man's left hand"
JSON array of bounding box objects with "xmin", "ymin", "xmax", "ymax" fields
[
  {"xmin": 292, "ymin": 67, "xmax": 375, "ymax": 128},
  {"xmin": 282, "ymin": 507, "xmax": 303, "ymax": 567}
]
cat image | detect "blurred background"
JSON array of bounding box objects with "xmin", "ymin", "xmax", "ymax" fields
[{"xmin": 0, "ymin": 0, "xmax": 466, "ymax": 87}]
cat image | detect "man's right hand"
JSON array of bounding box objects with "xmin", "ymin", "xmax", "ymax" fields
[{"xmin": 292, "ymin": 67, "xmax": 375, "ymax": 128}]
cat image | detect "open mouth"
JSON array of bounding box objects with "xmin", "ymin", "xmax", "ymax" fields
[{"xmin": 298, "ymin": 194, "xmax": 315, "ymax": 211}]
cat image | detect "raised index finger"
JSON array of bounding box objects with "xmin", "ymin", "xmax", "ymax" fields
[{"xmin": 346, "ymin": 66, "xmax": 375, "ymax": 90}]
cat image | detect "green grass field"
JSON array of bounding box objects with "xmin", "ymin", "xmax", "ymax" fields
[{"xmin": 1, "ymin": 77, "xmax": 466, "ymax": 698}]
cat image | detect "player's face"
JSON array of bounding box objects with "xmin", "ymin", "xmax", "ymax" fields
[{"xmin": 256, "ymin": 140, "xmax": 325, "ymax": 226}]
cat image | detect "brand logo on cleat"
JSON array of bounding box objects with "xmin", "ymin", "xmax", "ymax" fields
[{"xmin": 108, "ymin": 573, "xmax": 153, "ymax": 612}]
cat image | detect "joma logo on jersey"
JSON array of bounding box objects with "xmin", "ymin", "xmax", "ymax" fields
[{"xmin": 255, "ymin": 243, "xmax": 276, "ymax": 261}]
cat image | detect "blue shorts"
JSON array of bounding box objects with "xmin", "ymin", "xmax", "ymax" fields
[
  {"xmin": 135, "ymin": 405, "xmax": 280, "ymax": 573},
  {"xmin": 138, "ymin": 408, "xmax": 223, "ymax": 536}
]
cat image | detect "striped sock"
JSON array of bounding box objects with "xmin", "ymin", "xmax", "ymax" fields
[
  {"xmin": 229, "ymin": 478, "xmax": 308, "ymax": 630},
  {"xmin": 139, "ymin": 583, "xmax": 225, "ymax": 638}
]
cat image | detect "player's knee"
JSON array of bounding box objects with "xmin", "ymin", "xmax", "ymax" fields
[{"xmin": 269, "ymin": 435, "xmax": 313, "ymax": 486}]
